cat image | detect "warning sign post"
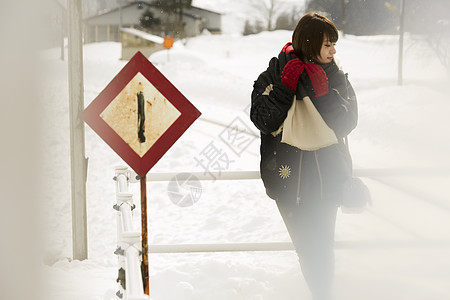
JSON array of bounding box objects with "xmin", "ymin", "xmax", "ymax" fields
[{"xmin": 83, "ymin": 51, "xmax": 201, "ymax": 295}]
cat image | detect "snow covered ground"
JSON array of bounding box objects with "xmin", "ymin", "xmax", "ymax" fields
[{"xmin": 39, "ymin": 28, "xmax": 450, "ymax": 300}]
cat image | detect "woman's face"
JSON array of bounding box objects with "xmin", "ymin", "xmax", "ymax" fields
[{"xmin": 316, "ymin": 36, "xmax": 336, "ymax": 64}]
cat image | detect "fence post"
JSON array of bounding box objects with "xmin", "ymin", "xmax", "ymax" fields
[{"xmin": 140, "ymin": 175, "xmax": 149, "ymax": 295}]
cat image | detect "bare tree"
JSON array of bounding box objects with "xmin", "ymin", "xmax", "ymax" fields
[
  {"xmin": 274, "ymin": 5, "xmax": 303, "ymax": 30},
  {"xmin": 426, "ymin": 20, "xmax": 450, "ymax": 76},
  {"xmin": 248, "ymin": 0, "xmax": 285, "ymax": 31}
]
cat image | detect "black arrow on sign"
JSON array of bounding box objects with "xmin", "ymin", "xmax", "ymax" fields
[{"xmin": 137, "ymin": 91, "xmax": 146, "ymax": 143}]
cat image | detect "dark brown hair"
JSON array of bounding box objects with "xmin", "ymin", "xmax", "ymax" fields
[{"xmin": 292, "ymin": 13, "xmax": 339, "ymax": 63}]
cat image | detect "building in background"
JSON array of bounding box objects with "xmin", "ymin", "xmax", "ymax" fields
[{"xmin": 83, "ymin": 1, "xmax": 221, "ymax": 43}]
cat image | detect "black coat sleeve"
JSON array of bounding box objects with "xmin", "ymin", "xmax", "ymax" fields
[
  {"xmin": 250, "ymin": 57, "xmax": 295, "ymax": 135},
  {"xmin": 305, "ymin": 70, "xmax": 358, "ymax": 138}
]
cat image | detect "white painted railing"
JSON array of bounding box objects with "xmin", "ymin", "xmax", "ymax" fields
[
  {"xmin": 125, "ymin": 167, "xmax": 450, "ymax": 253},
  {"xmin": 111, "ymin": 165, "xmax": 450, "ymax": 297},
  {"xmin": 114, "ymin": 166, "xmax": 148, "ymax": 300},
  {"xmin": 128, "ymin": 168, "xmax": 450, "ymax": 183}
]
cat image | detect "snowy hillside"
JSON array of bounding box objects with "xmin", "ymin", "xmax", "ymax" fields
[{"xmin": 40, "ymin": 28, "xmax": 450, "ymax": 300}]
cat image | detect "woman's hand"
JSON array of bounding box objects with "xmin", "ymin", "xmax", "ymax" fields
[
  {"xmin": 304, "ymin": 64, "xmax": 328, "ymax": 97},
  {"xmin": 281, "ymin": 58, "xmax": 304, "ymax": 91},
  {"xmin": 281, "ymin": 58, "xmax": 329, "ymax": 97}
]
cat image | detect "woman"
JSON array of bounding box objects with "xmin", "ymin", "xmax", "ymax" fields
[{"xmin": 250, "ymin": 13, "xmax": 358, "ymax": 300}]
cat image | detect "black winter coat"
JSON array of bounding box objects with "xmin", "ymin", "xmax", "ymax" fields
[{"xmin": 250, "ymin": 47, "xmax": 358, "ymax": 204}]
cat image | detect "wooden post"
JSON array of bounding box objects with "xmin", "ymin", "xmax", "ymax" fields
[
  {"xmin": 398, "ymin": 0, "xmax": 406, "ymax": 86},
  {"xmin": 68, "ymin": 0, "xmax": 88, "ymax": 261},
  {"xmin": 140, "ymin": 175, "xmax": 149, "ymax": 294}
]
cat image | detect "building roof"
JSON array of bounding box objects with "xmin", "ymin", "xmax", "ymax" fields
[
  {"xmin": 188, "ymin": 5, "xmax": 222, "ymax": 15},
  {"xmin": 120, "ymin": 27, "xmax": 164, "ymax": 44},
  {"xmin": 84, "ymin": 1, "xmax": 221, "ymax": 21},
  {"xmin": 84, "ymin": 2, "xmax": 135, "ymax": 20}
]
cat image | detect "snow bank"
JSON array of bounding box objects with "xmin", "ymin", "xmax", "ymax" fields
[{"xmin": 40, "ymin": 30, "xmax": 450, "ymax": 300}]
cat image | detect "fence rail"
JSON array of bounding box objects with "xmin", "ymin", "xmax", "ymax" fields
[
  {"xmin": 127, "ymin": 168, "xmax": 450, "ymax": 183},
  {"xmin": 146, "ymin": 240, "xmax": 450, "ymax": 254}
]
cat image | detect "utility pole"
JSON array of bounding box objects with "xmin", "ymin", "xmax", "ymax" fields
[
  {"xmin": 398, "ymin": 0, "xmax": 406, "ymax": 85},
  {"xmin": 68, "ymin": 0, "xmax": 88, "ymax": 260},
  {"xmin": 341, "ymin": 0, "xmax": 346, "ymax": 36},
  {"xmin": 60, "ymin": 5, "xmax": 66, "ymax": 61}
]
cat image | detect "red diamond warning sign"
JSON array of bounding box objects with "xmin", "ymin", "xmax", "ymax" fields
[{"xmin": 83, "ymin": 51, "xmax": 201, "ymax": 177}]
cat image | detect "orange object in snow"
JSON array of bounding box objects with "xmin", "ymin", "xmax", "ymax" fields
[{"xmin": 163, "ymin": 37, "xmax": 174, "ymax": 49}]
